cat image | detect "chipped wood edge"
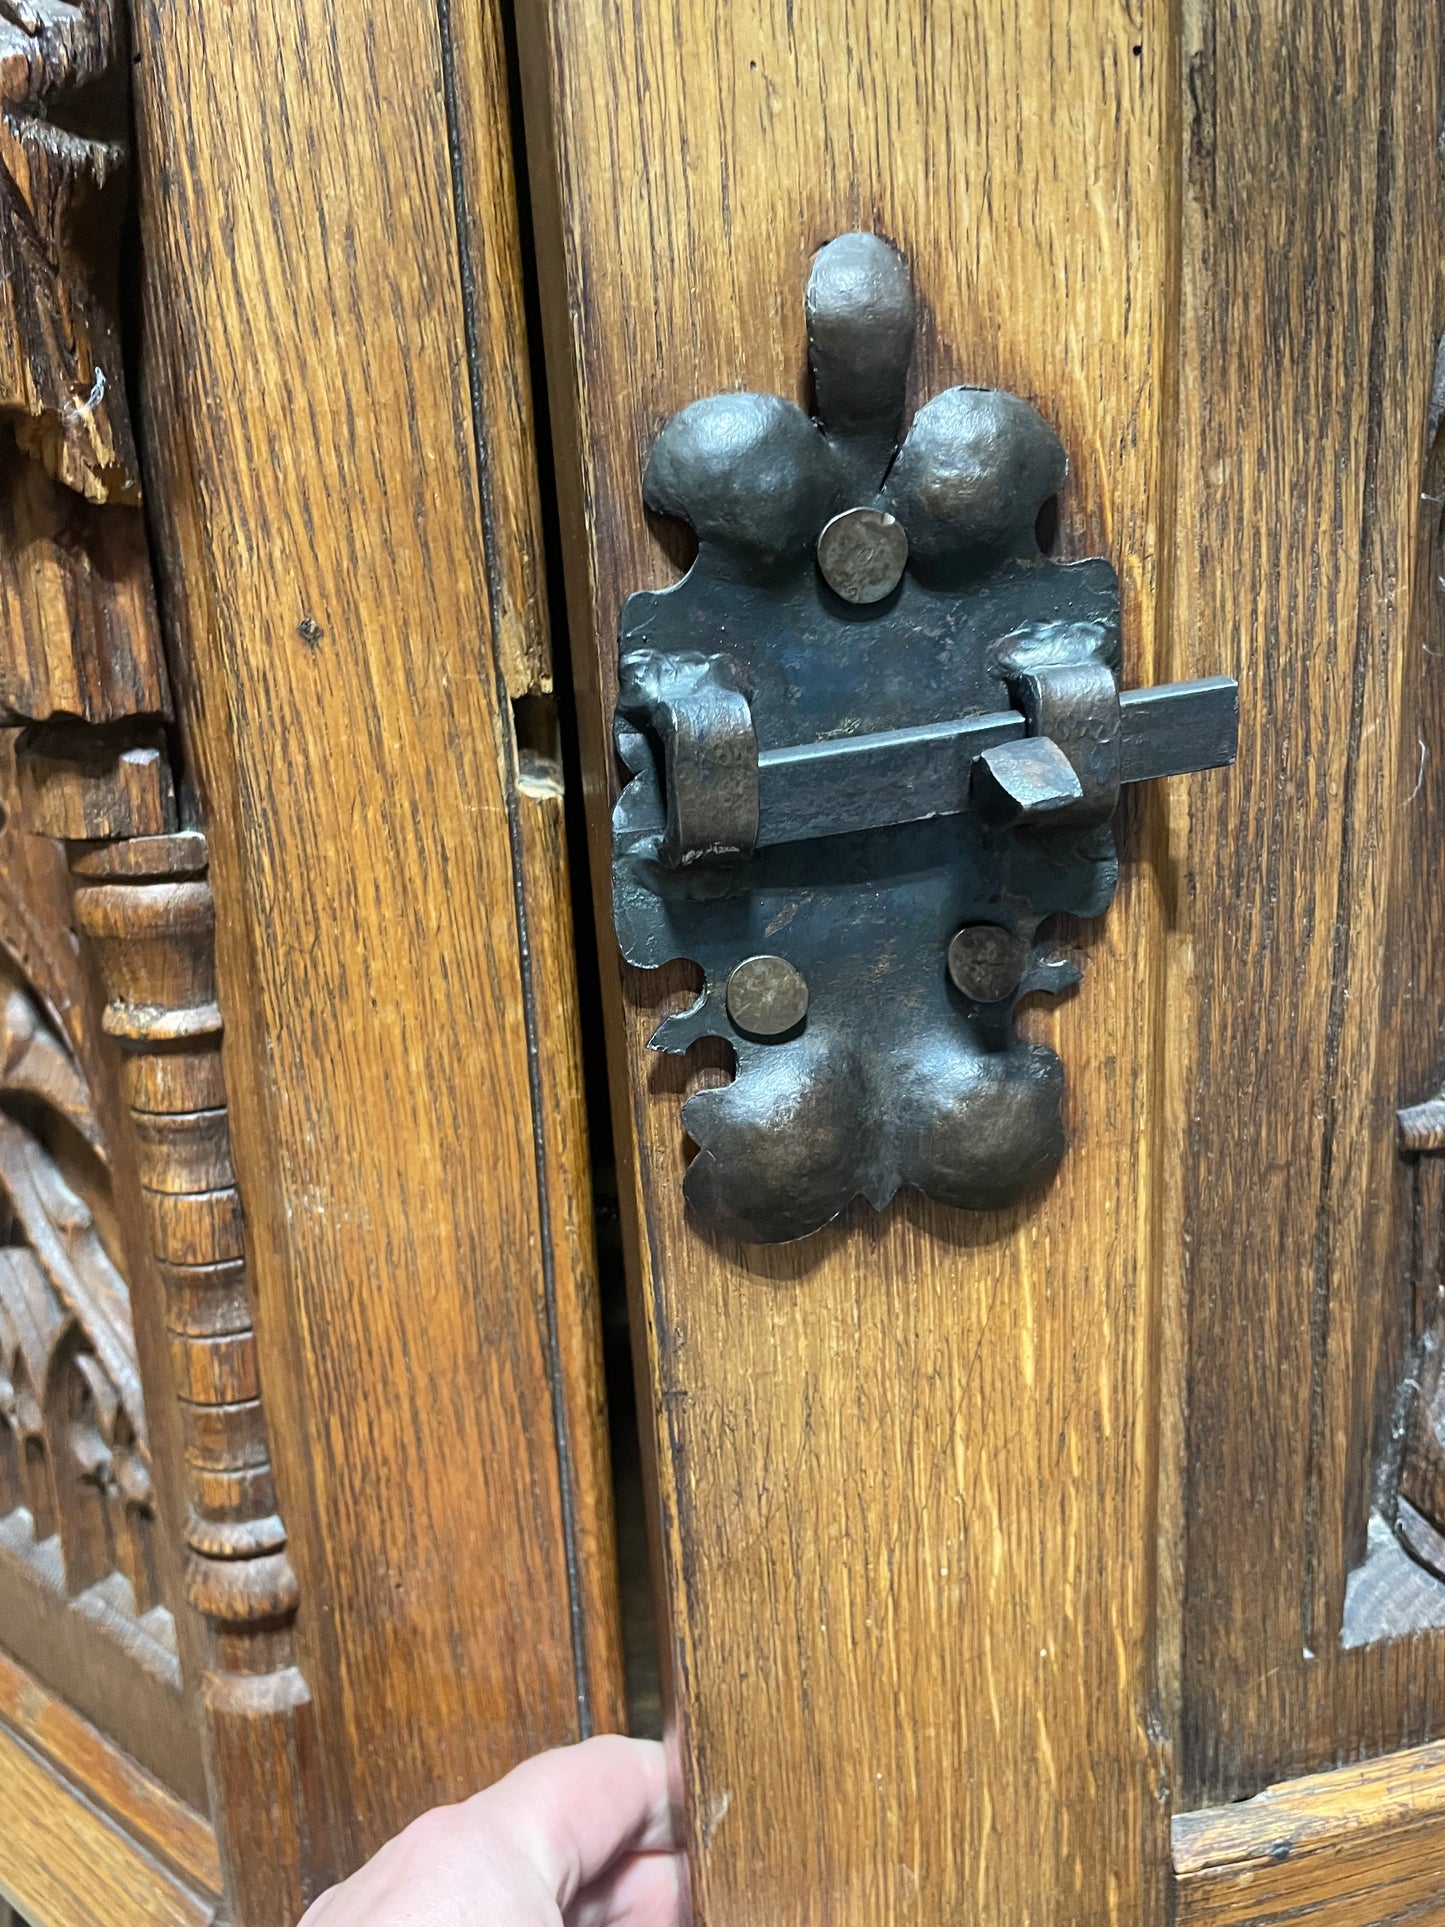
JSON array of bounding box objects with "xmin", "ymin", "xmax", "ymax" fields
[{"xmin": 1172, "ymin": 1739, "xmax": 1445, "ymax": 1924}]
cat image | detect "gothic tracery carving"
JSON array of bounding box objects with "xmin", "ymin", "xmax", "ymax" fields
[{"xmin": 0, "ymin": 950, "xmax": 161, "ymax": 1615}]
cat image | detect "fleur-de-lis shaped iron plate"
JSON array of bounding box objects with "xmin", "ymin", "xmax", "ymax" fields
[{"xmin": 612, "ymin": 233, "xmax": 1236, "ymax": 1244}]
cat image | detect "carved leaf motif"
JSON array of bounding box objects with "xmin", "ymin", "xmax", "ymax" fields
[
  {"xmin": 0, "ymin": 979, "xmax": 99, "ymax": 1146},
  {"xmin": 0, "ymin": 0, "xmax": 137, "ymax": 504},
  {"xmin": 0, "ymin": 0, "xmax": 169, "ymax": 733}
]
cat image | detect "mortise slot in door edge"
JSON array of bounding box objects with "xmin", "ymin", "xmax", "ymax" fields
[{"xmin": 512, "ymin": 692, "xmax": 565, "ymax": 798}]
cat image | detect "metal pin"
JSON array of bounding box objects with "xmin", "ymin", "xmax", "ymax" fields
[
  {"xmin": 947, "ymin": 925, "xmax": 1028, "ymax": 1004},
  {"xmin": 726, "ymin": 954, "xmax": 810, "ymax": 1037},
  {"xmin": 816, "ymin": 506, "xmax": 909, "ymax": 604}
]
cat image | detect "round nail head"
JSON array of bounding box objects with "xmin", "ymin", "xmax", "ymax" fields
[
  {"xmin": 816, "ymin": 506, "xmax": 909, "ymax": 604},
  {"xmin": 947, "ymin": 924, "xmax": 1028, "ymax": 1004},
  {"xmin": 726, "ymin": 954, "xmax": 809, "ymax": 1038}
]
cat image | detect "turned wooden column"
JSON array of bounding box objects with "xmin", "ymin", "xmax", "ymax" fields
[{"xmin": 72, "ymin": 829, "xmax": 330, "ymax": 1923}]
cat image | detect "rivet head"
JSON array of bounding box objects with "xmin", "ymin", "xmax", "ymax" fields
[
  {"xmin": 816, "ymin": 506, "xmax": 909, "ymax": 604},
  {"xmin": 726, "ymin": 954, "xmax": 809, "ymax": 1038},
  {"xmin": 947, "ymin": 924, "xmax": 1028, "ymax": 1004}
]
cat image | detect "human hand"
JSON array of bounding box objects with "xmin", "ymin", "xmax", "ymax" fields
[{"xmin": 298, "ymin": 1734, "xmax": 684, "ymax": 1926}]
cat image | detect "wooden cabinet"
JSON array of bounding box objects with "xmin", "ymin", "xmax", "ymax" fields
[
  {"xmin": 1, "ymin": 2, "xmax": 1443, "ymax": 1924},
  {"xmin": 0, "ymin": 1, "xmax": 620, "ymax": 1919}
]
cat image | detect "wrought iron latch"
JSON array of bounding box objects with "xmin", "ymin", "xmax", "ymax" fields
[{"xmin": 612, "ymin": 233, "xmax": 1238, "ymax": 1244}]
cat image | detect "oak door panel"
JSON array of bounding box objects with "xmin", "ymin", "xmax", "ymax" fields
[
  {"xmin": 1168, "ymin": 0, "xmax": 1445, "ymax": 1802},
  {"xmin": 516, "ymin": 4, "xmax": 1180, "ymax": 1921},
  {"xmin": 518, "ymin": 0, "xmax": 1445, "ymax": 1920},
  {"xmin": 126, "ymin": 0, "xmax": 625, "ymax": 1886}
]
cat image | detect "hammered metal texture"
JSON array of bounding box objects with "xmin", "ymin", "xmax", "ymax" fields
[{"xmin": 612, "ymin": 232, "xmax": 1119, "ymax": 1243}]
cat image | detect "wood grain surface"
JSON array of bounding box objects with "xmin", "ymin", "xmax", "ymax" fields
[
  {"xmin": 100, "ymin": 0, "xmax": 1445, "ymax": 1912},
  {"xmin": 516, "ymin": 4, "xmax": 1181, "ymax": 1921},
  {"xmin": 0, "ymin": 1726, "xmax": 214, "ymax": 1927},
  {"xmin": 0, "ymin": 1646, "xmax": 220, "ymax": 1900},
  {"xmin": 0, "ymin": 1651, "xmax": 219, "ymax": 1927},
  {"xmin": 1173, "ymin": 1739, "xmax": 1445, "ymax": 1924},
  {"xmin": 1168, "ymin": 0, "xmax": 1445, "ymax": 1803},
  {"xmin": 0, "ymin": 1724, "xmax": 215, "ymax": 1927},
  {"xmin": 126, "ymin": 0, "xmax": 623, "ymax": 1876},
  {"xmin": 520, "ymin": 3, "xmax": 1445, "ymax": 1905}
]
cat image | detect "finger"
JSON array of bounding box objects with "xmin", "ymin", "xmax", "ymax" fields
[
  {"xmin": 292, "ymin": 1799, "xmax": 558, "ymax": 1927},
  {"xmin": 470, "ymin": 1735, "xmax": 678, "ymax": 1905},
  {"xmin": 566, "ymin": 1851, "xmax": 686, "ymax": 1927}
]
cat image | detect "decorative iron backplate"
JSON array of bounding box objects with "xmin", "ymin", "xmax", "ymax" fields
[{"xmin": 612, "ymin": 233, "xmax": 1236, "ymax": 1244}]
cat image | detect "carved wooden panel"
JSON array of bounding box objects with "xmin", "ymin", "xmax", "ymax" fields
[
  {"xmin": 0, "ymin": 735, "xmax": 199, "ymax": 1795},
  {"xmin": 0, "ymin": 0, "xmax": 630, "ymax": 1915},
  {"xmin": 0, "ymin": 0, "xmax": 165, "ymax": 725},
  {"xmin": 0, "ymin": 2, "xmax": 329, "ymax": 1919},
  {"xmin": 0, "ymin": 1015, "xmax": 157, "ymax": 1610}
]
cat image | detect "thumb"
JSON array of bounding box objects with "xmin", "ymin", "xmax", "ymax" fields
[{"xmin": 464, "ymin": 1734, "xmax": 678, "ymax": 1909}]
